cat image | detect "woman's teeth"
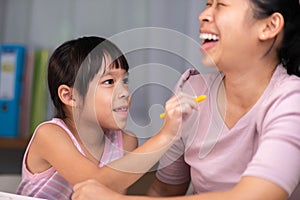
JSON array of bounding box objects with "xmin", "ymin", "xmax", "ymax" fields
[{"xmin": 199, "ymin": 33, "xmax": 219, "ymax": 41}]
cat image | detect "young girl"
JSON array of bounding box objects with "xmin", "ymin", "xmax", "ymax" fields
[
  {"xmin": 72, "ymin": 0, "xmax": 300, "ymax": 200},
  {"xmin": 17, "ymin": 36, "xmax": 199, "ymax": 199}
]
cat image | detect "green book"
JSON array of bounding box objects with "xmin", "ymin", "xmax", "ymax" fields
[{"xmin": 29, "ymin": 49, "xmax": 49, "ymax": 135}]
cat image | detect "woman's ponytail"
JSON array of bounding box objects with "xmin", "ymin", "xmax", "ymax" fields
[
  {"xmin": 251, "ymin": 0, "xmax": 300, "ymax": 77},
  {"xmin": 278, "ymin": 4, "xmax": 300, "ymax": 76}
]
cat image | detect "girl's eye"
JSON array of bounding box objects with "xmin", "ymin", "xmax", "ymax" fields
[
  {"xmin": 103, "ymin": 79, "xmax": 114, "ymax": 85},
  {"xmin": 123, "ymin": 77, "xmax": 129, "ymax": 85}
]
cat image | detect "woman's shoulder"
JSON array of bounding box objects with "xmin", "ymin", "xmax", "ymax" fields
[
  {"xmin": 269, "ymin": 65, "xmax": 300, "ymax": 100},
  {"xmin": 177, "ymin": 68, "xmax": 221, "ymax": 94},
  {"xmin": 180, "ymin": 68, "xmax": 220, "ymax": 83},
  {"xmin": 274, "ymin": 65, "xmax": 300, "ymax": 87}
]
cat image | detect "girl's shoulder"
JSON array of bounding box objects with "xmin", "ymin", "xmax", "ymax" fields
[
  {"xmin": 34, "ymin": 118, "xmax": 74, "ymax": 137},
  {"xmin": 33, "ymin": 118, "xmax": 65, "ymax": 132},
  {"xmin": 24, "ymin": 119, "xmax": 79, "ymax": 175},
  {"xmin": 32, "ymin": 118, "xmax": 80, "ymax": 152}
]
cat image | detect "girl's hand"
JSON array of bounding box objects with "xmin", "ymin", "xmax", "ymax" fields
[{"xmin": 162, "ymin": 92, "xmax": 200, "ymax": 137}]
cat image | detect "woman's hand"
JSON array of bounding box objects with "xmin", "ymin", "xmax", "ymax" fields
[{"xmin": 72, "ymin": 179, "xmax": 120, "ymax": 200}]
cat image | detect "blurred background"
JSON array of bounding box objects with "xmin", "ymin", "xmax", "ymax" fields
[
  {"xmin": 0, "ymin": 0, "xmax": 208, "ymax": 193},
  {"xmin": 0, "ymin": 0, "xmax": 203, "ymax": 48}
]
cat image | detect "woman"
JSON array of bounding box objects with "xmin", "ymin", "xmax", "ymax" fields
[{"xmin": 72, "ymin": 0, "xmax": 300, "ymax": 199}]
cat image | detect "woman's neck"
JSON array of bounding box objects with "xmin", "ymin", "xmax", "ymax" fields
[
  {"xmin": 222, "ymin": 59, "xmax": 278, "ymax": 105},
  {"xmin": 218, "ymin": 59, "xmax": 278, "ymax": 128}
]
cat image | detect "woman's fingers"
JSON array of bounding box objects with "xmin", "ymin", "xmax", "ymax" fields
[{"xmin": 72, "ymin": 179, "xmax": 101, "ymax": 200}]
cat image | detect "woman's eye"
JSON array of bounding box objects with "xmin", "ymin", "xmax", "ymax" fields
[
  {"xmin": 206, "ymin": 2, "xmax": 212, "ymax": 7},
  {"xmin": 103, "ymin": 79, "xmax": 114, "ymax": 85},
  {"xmin": 216, "ymin": 1, "xmax": 226, "ymax": 7}
]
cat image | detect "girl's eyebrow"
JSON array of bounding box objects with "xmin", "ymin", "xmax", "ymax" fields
[{"xmin": 103, "ymin": 71, "xmax": 129, "ymax": 76}]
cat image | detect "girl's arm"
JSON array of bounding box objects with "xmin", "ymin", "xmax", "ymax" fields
[
  {"xmin": 72, "ymin": 176, "xmax": 288, "ymax": 200},
  {"xmin": 32, "ymin": 93, "xmax": 199, "ymax": 193}
]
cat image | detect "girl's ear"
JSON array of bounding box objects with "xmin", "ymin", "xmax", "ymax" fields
[
  {"xmin": 58, "ymin": 85, "xmax": 75, "ymax": 107},
  {"xmin": 258, "ymin": 12, "xmax": 284, "ymax": 41}
]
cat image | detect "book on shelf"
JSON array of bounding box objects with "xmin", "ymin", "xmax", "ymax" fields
[
  {"xmin": 0, "ymin": 46, "xmax": 54, "ymax": 140},
  {"xmin": 20, "ymin": 48, "xmax": 54, "ymax": 139},
  {"xmin": 18, "ymin": 50, "xmax": 34, "ymax": 139},
  {"xmin": 29, "ymin": 49, "xmax": 50, "ymax": 136},
  {"xmin": 0, "ymin": 44, "xmax": 26, "ymax": 138}
]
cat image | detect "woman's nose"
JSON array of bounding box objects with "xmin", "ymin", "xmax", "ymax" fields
[{"xmin": 198, "ymin": 7, "xmax": 213, "ymax": 24}]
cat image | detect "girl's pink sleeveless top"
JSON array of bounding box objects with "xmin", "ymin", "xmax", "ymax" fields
[{"xmin": 16, "ymin": 118, "xmax": 123, "ymax": 200}]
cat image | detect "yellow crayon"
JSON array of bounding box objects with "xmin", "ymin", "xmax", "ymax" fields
[{"xmin": 159, "ymin": 95, "xmax": 207, "ymax": 119}]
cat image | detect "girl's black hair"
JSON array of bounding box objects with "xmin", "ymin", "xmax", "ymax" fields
[
  {"xmin": 250, "ymin": 0, "xmax": 300, "ymax": 77},
  {"xmin": 48, "ymin": 36, "xmax": 129, "ymax": 119}
]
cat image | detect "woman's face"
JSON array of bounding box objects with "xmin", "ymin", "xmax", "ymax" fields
[{"xmin": 198, "ymin": 0, "xmax": 260, "ymax": 71}]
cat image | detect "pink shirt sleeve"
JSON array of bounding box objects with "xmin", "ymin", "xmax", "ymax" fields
[
  {"xmin": 156, "ymin": 138, "xmax": 191, "ymax": 184},
  {"xmin": 243, "ymin": 77, "xmax": 300, "ymax": 196},
  {"xmin": 156, "ymin": 69, "xmax": 198, "ymax": 184}
]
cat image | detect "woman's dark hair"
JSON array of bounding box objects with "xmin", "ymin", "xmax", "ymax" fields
[
  {"xmin": 250, "ymin": 0, "xmax": 300, "ymax": 76},
  {"xmin": 48, "ymin": 36, "xmax": 129, "ymax": 119}
]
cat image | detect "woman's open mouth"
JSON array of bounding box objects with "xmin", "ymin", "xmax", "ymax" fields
[{"xmin": 199, "ymin": 33, "xmax": 219, "ymax": 51}]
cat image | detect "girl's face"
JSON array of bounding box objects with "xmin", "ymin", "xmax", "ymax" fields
[
  {"xmin": 198, "ymin": 0, "xmax": 260, "ymax": 71},
  {"xmin": 95, "ymin": 67, "xmax": 131, "ymax": 130},
  {"xmin": 81, "ymin": 62, "xmax": 131, "ymax": 131}
]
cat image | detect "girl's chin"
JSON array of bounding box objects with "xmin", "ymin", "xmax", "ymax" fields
[{"xmin": 114, "ymin": 121, "xmax": 127, "ymax": 130}]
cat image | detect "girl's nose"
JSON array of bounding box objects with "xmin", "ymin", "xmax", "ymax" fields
[{"xmin": 117, "ymin": 84, "xmax": 130, "ymax": 100}]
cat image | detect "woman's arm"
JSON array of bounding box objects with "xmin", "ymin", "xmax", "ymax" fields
[
  {"xmin": 147, "ymin": 178, "xmax": 190, "ymax": 197},
  {"xmin": 72, "ymin": 176, "xmax": 288, "ymax": 200}
]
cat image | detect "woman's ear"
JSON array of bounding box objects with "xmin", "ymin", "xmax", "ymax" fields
[
  {"xmin": 258, "ymin": 12, "xmax": 284, "ymax": 41},
  {"xmin": 58, "ymin": 85, "xmax": 75, "ymax": 107}
]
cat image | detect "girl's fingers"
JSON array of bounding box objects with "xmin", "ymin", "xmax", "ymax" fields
[{"xmin": 165, "ymin": 93, "xmax": 199, "ymax": 117}]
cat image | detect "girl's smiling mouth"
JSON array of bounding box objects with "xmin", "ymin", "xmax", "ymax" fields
[{"xmin": 113, "ymin": 106, "xmax": 129, "ymax": 115}]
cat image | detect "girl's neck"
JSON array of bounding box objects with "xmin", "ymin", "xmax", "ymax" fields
[{"xmin": 63, "ymin": 117, "xmax": 105, "ymax": 162}]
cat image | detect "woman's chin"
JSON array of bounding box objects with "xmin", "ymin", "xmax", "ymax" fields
[{"xmin": 201, "ymin": 57, "xmax": 217, "ymax": 68}]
